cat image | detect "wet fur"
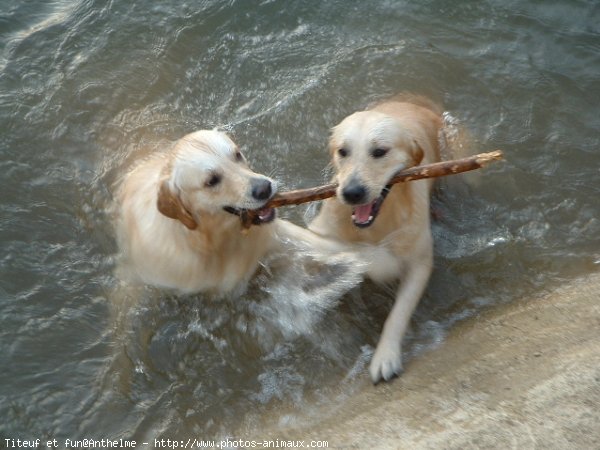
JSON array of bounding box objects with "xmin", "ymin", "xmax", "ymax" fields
[
  {"xmin": 116, "ymin": 130, "xmax": 282, "ymax": 294},
  {"xmin": 116, "ymin": 130, "xmax": 389, "ymax": 295},
  {"xmin": 310, "ymin": 95, "xmax": 443, "ymax": 382}
]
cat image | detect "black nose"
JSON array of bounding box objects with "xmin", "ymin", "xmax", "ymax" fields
[
  {"xmin": 342, "ymin": 180, "xmax": 367, "ymax": 204},
  {"xmin": 251, "ymin": 178, "xmax": 272, "ymax": 201}
]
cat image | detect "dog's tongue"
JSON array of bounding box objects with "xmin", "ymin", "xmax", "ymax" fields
[{"xmin": 353, "ymin": 201, "xmax": 375, "ymax": 223}]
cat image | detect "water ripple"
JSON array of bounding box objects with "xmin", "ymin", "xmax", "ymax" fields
[{"xmin": 1, "ymin": 0, "xmax": 599, "ymax": 440}]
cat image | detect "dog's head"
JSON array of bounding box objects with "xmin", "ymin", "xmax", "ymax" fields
[
  {"xmin": 329, "ymin": 111, "xmax": 424, "ymax": 228},
  {"xmin": 157, "ymin": 130, "xmax": 276, "ymax": 230}
]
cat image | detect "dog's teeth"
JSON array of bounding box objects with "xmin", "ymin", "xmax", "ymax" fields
[{"xmin": 368, "ymin": 216, "xmax": 373, "ymax": 221}]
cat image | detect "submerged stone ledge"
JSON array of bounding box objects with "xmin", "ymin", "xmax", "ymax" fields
[{"xmin": 270, "ymin": 272, "xmax": 600, "ymax": 449}]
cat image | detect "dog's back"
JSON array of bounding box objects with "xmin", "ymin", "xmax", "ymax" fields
[{"xmin": 371, "ymin": 93, "xmax": 443, "ymax": 115}]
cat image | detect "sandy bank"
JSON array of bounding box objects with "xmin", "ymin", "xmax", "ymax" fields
[{"xmin": 278, "ymin": 272, "xmax": 600, "ymax": 449}]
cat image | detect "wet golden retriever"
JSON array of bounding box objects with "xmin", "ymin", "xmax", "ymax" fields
[
  {"xmin": 116, "ymin": 129, "xmax": 390, "ymax": 295},
  {"xmin": 309, "ymin": 95, "xmax": 443, "ymax": 383}
]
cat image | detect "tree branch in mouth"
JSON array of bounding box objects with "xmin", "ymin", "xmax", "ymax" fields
[{"xmin": 240, "ymin": 150, "xmax": 504, "ymax": 229}]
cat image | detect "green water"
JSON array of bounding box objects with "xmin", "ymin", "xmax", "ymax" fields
[{"xmin": 1, "ymin": 0, "xmax": 599, "ymax": 443}]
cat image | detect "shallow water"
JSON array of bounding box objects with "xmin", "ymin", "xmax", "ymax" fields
[{"xmin": 1, "ymin": 0, "xmax": 599, "ymax": 444}]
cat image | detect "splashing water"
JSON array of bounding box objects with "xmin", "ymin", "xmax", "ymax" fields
[{"xmin": 1, "ymin": 0, "xmax": 599, "ymax": 441}]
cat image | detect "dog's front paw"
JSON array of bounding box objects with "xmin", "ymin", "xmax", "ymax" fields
[{"xmin": 369, "ymin": 341, "xmax": 402, "ymax": 383}]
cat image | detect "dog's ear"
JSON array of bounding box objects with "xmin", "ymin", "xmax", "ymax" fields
[
  {"xmin": 157, "ymin": 180, "xmax": 198, "ymax": 230},
  {"xmin": 412, "ymin": 139, "xmax": 425, "ymax": 166}
]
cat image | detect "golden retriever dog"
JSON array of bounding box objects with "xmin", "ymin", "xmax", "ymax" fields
[
  {"xmin": 116, "ymin": 129, "xmax": 391, "ymax": 296},
  {"xmin": 116, "ymin": 130, "xmax": 281, "ymax": 294},
  {"xmin": 309, "ymin": 95, "xmax": 443, "ymax": 383}
]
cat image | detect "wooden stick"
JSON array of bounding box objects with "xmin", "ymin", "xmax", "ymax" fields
[{"xmin": 242, "ymin": 150, "xmax": 503, "ymax": 228}]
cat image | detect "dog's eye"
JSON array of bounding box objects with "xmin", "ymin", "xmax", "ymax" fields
[
  {"xmin": 205, "ymin": 173, "xmax": 222, "ymax": 187},
  {"xmin": 371, "ymin": 148, "xmax": 389, "ymax": 158},
  {"xmin": 338, "ymin": 148, "xmax": 348, "ymax": 158},
  {"xmin": 234, "ymin": 151, "xmax": 244, "ymax": 162}
]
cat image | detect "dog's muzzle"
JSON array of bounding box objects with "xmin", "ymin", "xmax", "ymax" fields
[
  {"xmin": 223, "ymin": 178, "xmax": 276, "ymax": 226},
  {"xmin": 349, "ymin": 184, "xmax": 392, "ymax": 228}
]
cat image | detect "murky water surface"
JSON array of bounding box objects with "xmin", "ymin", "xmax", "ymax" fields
[{"xmin": 1, "ymin": 0, "xmax": 599, "ymax": 443}]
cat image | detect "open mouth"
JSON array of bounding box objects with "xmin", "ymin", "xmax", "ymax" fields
[
  {"xmin": 253, "ymin": 206, "xmax": 276, "ymax": 224},
  {"xmin": 351, "ymin": 186, "xmax": 391, "ymax": 228},
  {"xmin": 223, "ymin": 205, "xmax": 276, "ymax": 225}
]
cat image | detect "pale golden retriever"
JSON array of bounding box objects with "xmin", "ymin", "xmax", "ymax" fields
[
  {"xmin": 309, "ymin": 95, "xmax": 443, "ymax": 383},
  {"xmin": 116, "ymin": 129, "xmax": 391, "ymax": 295}
]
